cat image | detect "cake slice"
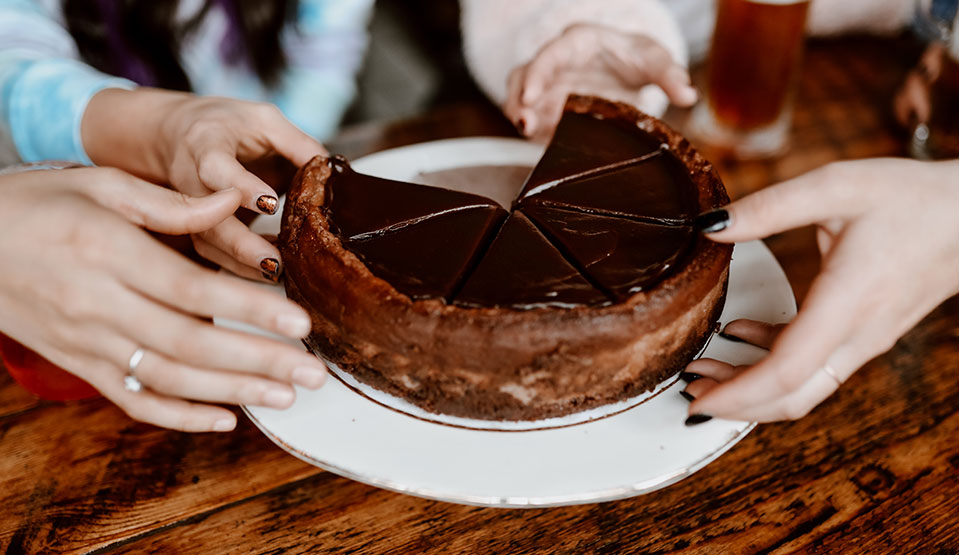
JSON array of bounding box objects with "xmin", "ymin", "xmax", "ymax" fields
[
  {"xmin": 523, "ymin": 205, "xmax": 694, "ymax": 301},
  {"xmin": 520, "ymin": 148, "xmax": 699, "ymax": 224},
  {"xmin": 516, "ymin": 112, "xmax": 663, "ymax": 199},
  {"xmin": 454, "ymin": 211, "xmax": 609, "ymax": 309},
  {"xmin": 347, "ymin": 205, "xmax": 506, "ymax": 301},
  {"xmin": 324, "ymin": 155, "xmax": 501, "ymax": 239}
]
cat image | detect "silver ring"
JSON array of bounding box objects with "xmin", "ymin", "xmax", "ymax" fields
[
  {"xmin": 124, "ymin": 348, "xmax": 146, "ymax": 393},
  {"xmin": 821, "ymin": 363, "xmax": 843, "ymax": 387}
]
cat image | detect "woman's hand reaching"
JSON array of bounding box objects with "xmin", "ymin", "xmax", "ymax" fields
[
  {"xmin": 504, "ymin": 23, "xmax": 698, "ymax": 142},
  {"xmin": 82, "ymin": 88, "xmax": 327, "ymax": 282},
  {"xmin": 0, "ymin": 168, "xmax": 328, "ymax": 432},
  {"xmin": 684, "ymin": 158, "xmax": 959, "ymax": 423}
]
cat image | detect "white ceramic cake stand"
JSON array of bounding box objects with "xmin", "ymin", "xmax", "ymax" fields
[{"xmin": 215, "ymin": 137, "xmax": 797, "ymax": 507}]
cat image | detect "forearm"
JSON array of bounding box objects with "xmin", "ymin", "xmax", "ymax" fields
[
  {"xmin": 461, "ymin": 0, "xmax": 686, "ymax": 106},
  {"xmin": 81, "ymin": 87, "xmax": 190, "ymax": 183},
  {"xmin": 0, "ymin": 1, "xmax": 136, "ymax": 163}
]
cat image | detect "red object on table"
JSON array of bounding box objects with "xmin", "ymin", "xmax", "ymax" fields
[{"xmin": 0, "ymin": 333, "xmax": 100, "ymax": 401}]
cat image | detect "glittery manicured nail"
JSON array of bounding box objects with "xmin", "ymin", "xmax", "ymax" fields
[
  {"xmin": 718, "ymin": 331, "xmax": 745, "ymax": 343},
  {"xmin": 685, "ymin": 414, "xmax": 713, "ymax": 426},
  {"xmin": 256, "ymin": 195, "xmax": 278, "ymax": 215},
  {"xmin": 679, "ymin": 372, "xmax": 703, "ymax": 383},
  {"xmin": 259, "ymin": 257, "xmax": 280, "ymax": 276},
  {"xmin": 679, "ymin": 390, "xmax": 696, "ymax": 403},
  {"xmin": 694, "ymin": 209, "xmax": 730, "ymax": 234},
  {"xmin": 262, "ymin": 271, "xmax": 278, "ymax": 282}
]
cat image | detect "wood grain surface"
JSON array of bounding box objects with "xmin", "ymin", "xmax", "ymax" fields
[{"xmin": 2, "ymin": 35, "xmax": 958, "ymax": 554}]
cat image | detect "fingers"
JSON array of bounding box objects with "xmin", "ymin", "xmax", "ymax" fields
[
  {"xmin": 194, "ymin": 216, "xmax": 282, "ymax": 280},
  {"xmin": 79, "ymin": 168, "xmax": 242, "ymax": 234},
  {"xmin": 604, "ymin": 35, "xmax": 696, "ymax": 106},
  {"xmin": 191, "ymin": 234, "xmax": 275, "ymax": 283},
  {"xmin": 701, "ymin": 163, "xmax": 867, "ymax": 243},
  {"xmin": 194, "ymin": 149, "xmax": 280, "ymax": 215},
  {"xmin": 684, "ymin": 359, "xmax": 745, "ymax": 383},
  {"xmin": 720, "ymin": 320, "xmax": 786, "ymax": 350},
  {"xmin": 104, "ymin": 282, "xmax": 326, "ymax": 387},
  {"xmin": 80, "ymin": 358, "xmax": 238, "ymax": 432},
  {"xmin": 504, "ymin": 66, "xmax": 529, "ymax": 133},
  {"xmin": 104, "ymin": 225, "xmax": 310, "ymax": 339},
  {"xmin": 256, "ymin": 104, "xmax": 328, "ymax": 167},
  {"xmin": 690, "ymin": 270, "xmax": 855, "ymax": 418},
  {"xmin": 124, "ymin": 347, "xmax": 298, "ymax": 409}
]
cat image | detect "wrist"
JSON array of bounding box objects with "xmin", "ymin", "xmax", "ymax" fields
[{"xmin": 81, "ymin": 88, "xmax": 191, "ymax": 183}]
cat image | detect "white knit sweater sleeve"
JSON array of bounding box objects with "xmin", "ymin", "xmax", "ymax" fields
[
  {"xmin": 808, "ymin": 0, "xmax": 914, "ymax": 36},
  {"xmin": 460, "ymin": 0, "xmax": 687, "ymax": 116}
]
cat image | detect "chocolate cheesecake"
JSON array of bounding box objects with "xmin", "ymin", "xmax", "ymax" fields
[{"xmin": 280, "ymin": 95, "xmax": 732, "ymax": 421}]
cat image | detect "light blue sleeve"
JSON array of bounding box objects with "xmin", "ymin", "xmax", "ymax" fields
[
  {"xmin": 0, "ymin": 0, "xmax": 135, "ymax": 164},
  {"xmin": 273, "ymin": 0, "xmax": 374, "ymax": 140}
]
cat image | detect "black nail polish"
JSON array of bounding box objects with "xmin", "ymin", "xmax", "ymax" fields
[
  {"xmin": 685, "ymin": 414, "xmax": 713, "ymax": 426},
  {"xmin": 694, "ymin": 209, "xmax": 730, "ymax": 234},
  {"xmin": 256, "ymin": 195, "xmax": 278, "ymax": 215},
  {"xmin": 718, "ymin": 331, "xmax": 745, "ymax": 343},
  {"xmin": 260, "ymin": 257, "xmax": 280, "ymax": 276},
  {"xmin": 679, "ymin": 372, "xmax": 703, "ymax": 383},
  {"xmin": 679, "ymin": 390, "xmax": 696, "ymax": 403}
]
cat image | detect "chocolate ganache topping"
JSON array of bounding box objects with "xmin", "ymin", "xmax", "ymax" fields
[{"xmin": 319, "ymin": 107, "xmax": 700, "ymax": 309}]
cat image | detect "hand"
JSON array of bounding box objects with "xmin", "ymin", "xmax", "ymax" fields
[
  {"xmin": 83, "ymin": 88, "xmax": 327, "ymax": 282},
  {"xmin": 893, "ymin": 44, "xmax": 944, "ymax": 128},
  {"xmin": 684, "ymin": 158, "xmax": 959, "ymax": 423},
  {"xmin": 505, "ymin": 23, "xmax": 697, "ymax": 142},
  {"xmin": 0, "ymin": 168, "xmax": 328, "ymax": 432}
]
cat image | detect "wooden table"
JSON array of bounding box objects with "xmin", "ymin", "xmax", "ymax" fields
[{"xmin": 2, "ymin": 35, "xmax": 958, "ymax": 554}]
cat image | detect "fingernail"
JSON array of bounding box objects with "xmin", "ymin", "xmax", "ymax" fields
[
  {"xmin": 679, "ymin": 390, "xmax": 696, "ymax": 403},
  {"xmin": 694, "ymin": 209, "xmax": 730, "ymax": 234},
  {"xmin": 292, "ymin": 366, "xmax": 327, "ymax": 389},
  {"xmin": 262, "ymin": 271, "xmax": 279, "ymax": 283},
  {"xmin": 213, "ymin": 418, "xmax": 235, "ymax": 432},
  {"xmin": 517, "ymin": 118, "xmax": 527, "ymax": 134},
  {"xmin": 277, "ymin": 313, "xmax": 311, "ymax": 338},
  {"xmin": 685, "ymin": 414, "xmax": 713, "ymax": 426},
  {"xmin": 718, "ymin": 331, "xmax": 745, "ymax": 343},
  {"xmin": 260, "ymin": 257, "xmax": 280, "ymax": 276},
  {"xmin": 679, "ymin": 372, "xmax": 703, "ymax": 383},
  {"xmin": 256, "ymin": 195, "xmax": 279, "ymax": 215},
  {"xmin": 264, "ymin": 388, "xmax": 295, "ymax": 408}
]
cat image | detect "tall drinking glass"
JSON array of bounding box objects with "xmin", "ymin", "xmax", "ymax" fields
[{"xmin": 688, "ymin": 0, "xmax": 811, "ymax": 159}]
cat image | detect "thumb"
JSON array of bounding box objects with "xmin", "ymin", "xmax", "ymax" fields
[
  {"xmin": 83, "ymin": 169, "xmax": 243, "ymax": 234},
  {"xmin": 696, "ymin": 164, "xmax": 860, "ymax": 243}
]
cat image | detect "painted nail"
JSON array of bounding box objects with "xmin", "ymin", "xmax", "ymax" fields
[
  {"xmin": 259, "ymin": 257, "xmax": 280, "ymax": 276},
  {"xmin": 679, "ymin": 390, "xmax": 696, "ymax": 403},
  {"xmin": 262, "ymin": 271, "xmax": 279, "ymax": 282},
  {"xmin": 694, "ymin": 209, "xmax": 730, "ymax": 234},
  {"xmin": 718, "ymin": 331, "xmax": 745, "ymax": 343},
  {"xmin": 213, "ymin": 419, "xmax": 235, "ymax": 432},
  {"xmin": 679, "ymin": 372, "xmax": 703, "ymax": 383},
  {"xmin": 292, "ymin": 366, "xmax": 327, "ymax": 389},
  {"xmin": 264, "ymin": 388, "xmax": 295, "ymax": 408},
  {"xmin": 685, "ymin": 414, "xmax": 713, "ymax": 426},
  {"xmin": 256, "ymin": 195, "xmax": 279, "ymax": 215},
  {"xmin": 277, "ymin": 313, "xmax": 311, "ymax": 338}
]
